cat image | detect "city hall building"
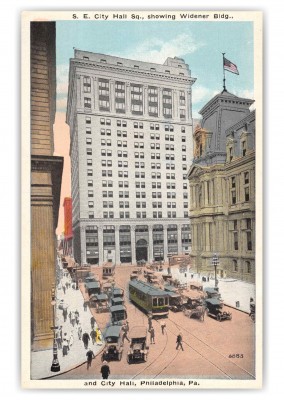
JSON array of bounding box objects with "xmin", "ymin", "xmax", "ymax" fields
[
  {"xmin": 66, "ymin": 50, "xmax": 196, "ymax": 265},
  {"xmin": 188, "ymin": 89, "xmax": 256, "ymax": 283}
]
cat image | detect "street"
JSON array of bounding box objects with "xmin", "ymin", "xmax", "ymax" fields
[{"xmin": 49, "ymin": 263, "xmax": 255, "ymax": 380}]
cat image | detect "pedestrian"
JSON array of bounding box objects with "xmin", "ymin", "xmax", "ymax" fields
[
  {"xmin": 62, "ymin": 307, "xmax": 68, "ymax": 322},
  {"xmin": 148, "ymin": 315, "xmax": 153, "ymax": 332},
  {"xmin": 122, "ymin": 330, "xmax": 130, "ymax": 343},
  {"xmin": 56, "ymin": 328, "xmax": 62, "ymax": 349},
  {"xmin": 75, "ymin": 309, "xmax": 80, "ymax": 324},
  {"xmin": 90, "ymin": 316, "xmax": 95, "ymax": 330},
  {"xmin": 69, "ymin": 331, "xmax": 74, "ymax": 348},
  {"xmin": 82, "ymin": 332, "xmax": 90, "ymax": 349},
  {"xmin": 161, "ymin": 321, "xmax": 166, "ymax": 335},
  {"xmin": 86, "ymin": 348, "xmax": 95, "ymax": 370},
  {"xmin": 96, "ymin": 327, "xmax": 102, "ymax": 345},
  {"xmin": 176, "ymin": 332, "xmax": 184, "ymax": 351},
  {"xmin": 100, "ymin": 360, "xmax": 110, "ymax": 379},
  {"xmin": 70, "ymin": 311, "xmax": 76, "ymax": 327},
  {"xmin": 62, "ymin": 333, "xmax": 69, "ymax": 356},
  {"xmin": 90, "ymin": 329, "xmax": 97, "ymax": 345},
  {"xmin": 150, "ymin": 327, "xmax": 155, "ymax": 344},
  {"xmin": 83, "ymin": 301, "xmax": 88, "ymax": 311},
  {"xmin": 77, "ymin": 323, "xmax": 82, "ymax": 340},
  {"xmin": 62, "ymin": 284, "xmax": 66, "ymax": 294},
  {"xmin": 124, "ymin": 320, "xmax": 129, "ymax": 333}
]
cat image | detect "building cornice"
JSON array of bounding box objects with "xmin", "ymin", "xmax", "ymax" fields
[{"xmin": 70, "ymin": 59, "xmax": 196, "ymax": 85}]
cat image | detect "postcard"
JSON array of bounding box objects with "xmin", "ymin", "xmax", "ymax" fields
[{"xmin": 22, "ymin": 10, "xmax": 262, "ymax": 389}]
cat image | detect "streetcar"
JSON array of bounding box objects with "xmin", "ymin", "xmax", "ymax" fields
[{"xmin": 128, "ymin": 280, "xmax": 170, "ymax": 318}]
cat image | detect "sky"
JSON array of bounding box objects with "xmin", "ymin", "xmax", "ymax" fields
[{"xmin": 54, "ymin": 20, "xmax": 254, "ymax": 234}]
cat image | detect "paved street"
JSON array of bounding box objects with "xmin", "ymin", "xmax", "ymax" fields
[{"xmin": 47, "ymin": 263, "xmax": 255, "ymax": 381}]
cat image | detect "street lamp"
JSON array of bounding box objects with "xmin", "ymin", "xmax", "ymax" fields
[
  {"xmin": 212, "ymin": 253, "xmax": 219, "ymax": 291},
  {"xmin": 50, "ymin": 286, "xmax": 60, "ymax": 372}
]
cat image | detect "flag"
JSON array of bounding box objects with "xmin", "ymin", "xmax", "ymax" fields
[{"xmin": 223, "ymin": 57, "xmax": 239, "ymax": 75}]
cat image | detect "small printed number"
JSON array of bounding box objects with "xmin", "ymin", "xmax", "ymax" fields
[{"xmin": 228, "ymin": 354, "xmax": 244, "ymax": 358}]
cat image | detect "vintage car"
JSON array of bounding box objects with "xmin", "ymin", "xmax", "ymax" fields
[
  {"xmin": 96, "ymin": 293, "xmax": 110, "ymax": 313},
  {"xmin": 111, "ymin": 297, "xmax": 124, "ymax": 307},
  {"xmin": 130, "ymin": 272, "xmax": 139, "ymax": 281},
  {"xmin": 127, "ymin": 326, "xmax": 149, "ymax": 363},
  {"xmin": 167, "ymin": 291, "xmax": 184, "ymax": 312},
  {"xmin": 112, "ymin": 287, "xmax": 124, "ymax": 298},
  {"xmin": 85, "ymin": 281, "xmax": 101, "ymax": 296},
  {"xmin": 101, "ymin": 325, "xmax": 123, "ymax": 361},
  {"xmin": 204, "ymin": 287, "xmax": 222, "ymax": 299},
  {"xmin": 205, "ymin": 298, "xmax": 232, "ymax": 321},
  {"xmin": 110, "ymin": 304, "xmax": 127, "ymax": 324},
  {"xmin": 189, "ymin": 281, "xmax": 203, "ymax": 291}
]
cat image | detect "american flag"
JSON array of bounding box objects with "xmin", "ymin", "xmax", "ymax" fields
[{"xmin": 223, "ymin": 57, "xmax": 239, "ymax": 75}]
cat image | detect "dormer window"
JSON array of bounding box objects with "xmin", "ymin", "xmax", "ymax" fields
[{"xmin": 242, "ymin": 140, "xmax": 247, "ymax": 156}]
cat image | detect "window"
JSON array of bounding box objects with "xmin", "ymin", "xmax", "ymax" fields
[
  {"xmin": 242, "ymin": 140, "xmax": 247, "ymax": 156},
  {"xmin": 100, "ymin": 118, "xmax": 105, "ymax": 125},
  {"xmin": 234, "ymin": 232, "xmax": 238, "ymax": 250},
  {"xmin": 180, "ymin": 109, "xmax": 186, "ymax": 119},
  {"xmin": 99, "ymin": 100, "xmax": 110, "ymax": 109},
  {"xmin": 245, "ymin": 187, "xmax": 250, "ymax": 202},
  {"xmin": 244, "ymin": 172, "xmax": 249, "ymax": 184},
  {"xmin": 87, "ymin": 159, "xmax": 92, "ymax": 166},
  {"xmin": 182, "ymin": 145, "xmax": 186, "ymax": 152},
  {"xmin": 84, "ymin": 97, "xmax": 91, "ymax": 108},
  {"xmin": 88, "ymin": 201, "xmax": 94, "ymax": 208},
  {"xmin": 87, "ymin": 169, "xmax": 93, "ymax": 176},
  {"xmin": 86, "ymin": 148, "xmax": 92, "ymax": 155},
  {"xmin": 88, "ymin": 190, "xmax": 93, "ymax": 198},
  {"xmin": 183, "ymin": 183, "xmax": 187, "ymax": 189},
  {"xmin": 86, "ymin": 138, "xmax": 92, "ymax": 145},
  {"xmin": 231, "ymin": 177, "xmax": 236, "ymax": 188},
  {"xmin": 247, "ymin": 231, "xmax": 252, "ymax": 250},
  {"xmin": 232, "ymin": 190, "xmax": 236, "ymax": 204},
  {"xmin": 246, "ymin": 261, "xmax": 252, "ymax": 274},
  {"xmin": 233, "ymin": 260, "xmax": 238, "ymax": 272},
  {"xmin": 246, "ymin": 219, "xmax": 252, "ymax": 230},
  {"xmin": 155, "ymin": 124, "xmax": 159, "ymax": 131},
  {"xmin": 88, "ymin": 180, "xmax": 93, "ymax": 187},
  {"xmin": 182, "ymin": 136, "xmax": 186, "ymax": 143},
  {"xmin": 83, "ymin": 76, "xmax": 91, "ymax": 92}
]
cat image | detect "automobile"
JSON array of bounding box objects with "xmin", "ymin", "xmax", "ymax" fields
[
  {"xmin": 111, "ymin": 297, "xmax": 124, "ymax": 307},
  {"xmin": 127, "ymin": 326, "xmax": 149, "ymax": 363},
  {"xmin": 96, "ymin": 294, "xmax": 110, "ymax": 313},
  {"xmin": 205, "ymin": 298, "xmax": 232, "ymax": 321},
  {"xmin": 110, "ymin": 305, "xmax": 127, "ymax": 324},
  {"xmin": 204, "ymin": 287, "xmax": 222, "ymax": 299},
  {"xmin": 101, "ymin": 325, "xmax": 124, "ymax": 361}
]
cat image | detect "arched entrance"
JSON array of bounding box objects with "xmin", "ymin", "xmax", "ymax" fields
[{"xmin": 136, "ymin": 238, "xmax": 148, "ymax": 262}]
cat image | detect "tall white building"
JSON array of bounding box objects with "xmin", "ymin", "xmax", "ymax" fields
[{"xmin": 67, "ymin": 50, "xmax": 196, "ymax": 265}]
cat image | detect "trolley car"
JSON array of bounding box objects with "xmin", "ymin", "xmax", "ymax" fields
[{"xmin": 128, "ymin": 280, "xmax": 169, "ymax": 318}]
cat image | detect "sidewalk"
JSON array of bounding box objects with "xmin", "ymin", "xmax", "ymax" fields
[
  {"xmin": 166, "ymin": 267, "xmax": 255, "ymax": 313},
  {"xmin": 31, "ymin": 274, "xmax": 105, "ymax": 379}
]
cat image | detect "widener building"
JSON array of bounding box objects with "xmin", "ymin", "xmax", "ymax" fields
[
  {"xmin": 66, "ymin": 50, "xmax": 196, "ymax": 265},
  {"xmin": 188, "ymin": 89, "xmax": 256, "ymax": 283}
]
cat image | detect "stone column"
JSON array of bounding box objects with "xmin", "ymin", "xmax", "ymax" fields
[
  {"xmin": 93, "ymin": 77, "xmax": 99, "ymax": 111},
  {"xmin": 131, "ymin": 226, "xmax": 136, "ymax": 264},
  {"xmin": 110, "ymin": 80, "xmax": 115, "ymax": 112},
  {"xmin": 80, "ymin": 225, "xmax": 86, "ymax": 264},
  {"xmin": 115, "ymin": 225, "xmax": 120, "ymax": 265},
  {"xmin": 126, "ymin": 82, "xmax": 131, "ymax": 114},
  {"xmin": 177, "ymin": 224, "xmax": 182, "ymax": 254},
  {"xmin": 98, "ymin": 226, "xmax": 104, "ymax": 265},
  {"xmin": 148, "ymin": 225, "xmax": 153, "ymax": 263},
  {"xmin": 158, "ymin": 87, "xmax": 163, "ymax": 118},
  {"xmin": 76, "ymin": 75, "xmax": 82, "ymax": 108},
  {"xmin": 144, "ymin": 85, "xmax": 149, "ymax": 117},
  {"xmin": 173, "ymin": 89, "xmax": 178, "ymax": 119},
  {"xmin": 187, "ymin": 88, "xmax": 192, "ymax": 120},
  {"xmin": 163, "ymin": 224, "xmax": 168, "ymax": 262}
]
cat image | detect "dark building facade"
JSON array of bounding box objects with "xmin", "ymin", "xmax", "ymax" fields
[{"xmin": 31, "ymin": 22, "xmax": 63, "ymax": 350}]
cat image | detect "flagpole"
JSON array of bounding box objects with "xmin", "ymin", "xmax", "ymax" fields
[{"xmin": 222, "ymin": 52, "xmax": 227, "ymax": 92}]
